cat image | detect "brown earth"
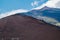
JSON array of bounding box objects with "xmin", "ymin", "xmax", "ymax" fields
[{"xmin": 0, "ymin": 14, "xmax": 60, "ymax": 40}]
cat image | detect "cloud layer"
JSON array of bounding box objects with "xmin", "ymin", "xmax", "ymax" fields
[
  {"xmin": 55, "ymin": 1, "xmax": 60, "ymax": 8},
  {"xmin": 0, "ymin": 9, "xmax": 28, "ymax": 19},
  {"xmin": 34, "ymin": 0, "xmax": 60, "ymax": 10},
  {"xmin": 31, "ymin": 1, "xmax": 39, "ymax": 7},
  {"xmin": 35, "ymin": 16, "xmax": 60, "ymax": 27}
]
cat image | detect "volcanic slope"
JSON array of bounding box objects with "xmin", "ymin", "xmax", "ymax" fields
[{"xmin": 0, "ymin": 14, "xmax": 60, "ymax": 40}]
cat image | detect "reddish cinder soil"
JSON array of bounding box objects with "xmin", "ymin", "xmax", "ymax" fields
[{"xmin": 0, "ymin": 14, "xmax": 60, "ymax": 40}]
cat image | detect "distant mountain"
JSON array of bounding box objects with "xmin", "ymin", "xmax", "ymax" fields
[
  {"xmin": 24, "ymin": 6, "xmax": 60, "ymax": 21},
  {"xmin": 40, "ymin": 6, "xmax": 60, "ymax": 21},
  {"xmin": 18, "ymin": 6, "xmax": 60, "ymax": 27}
]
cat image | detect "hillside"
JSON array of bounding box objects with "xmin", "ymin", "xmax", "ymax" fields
[{"xmin": 0, "ymin": 14, "xmax": 60, "ymax": 40}]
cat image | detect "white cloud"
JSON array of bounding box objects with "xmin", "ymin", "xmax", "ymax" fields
[
  {"xmin": 45, "ymin": 0, "xmax": 60, "ymax": 8},
  {"xmin": 35, "ymin": 16, "xmax": 60, "ymax": 26},
  {"xmin": 33, "ymin": 0, "xmax": 60, "ymax": 10},
  {"xmin": 55, "ymin": 1, "xmax": 60, "ymax": 8},
  {"xmin": 0, "ymin": 9, "xmax": 28, "ymax": 19},
  {"xmin": 55, "ymin": 23, "xmax": 60, "ymax": 27},
  {"xmin": 31, "ymin": 1, "xmax": 39, "ymax": 7}
]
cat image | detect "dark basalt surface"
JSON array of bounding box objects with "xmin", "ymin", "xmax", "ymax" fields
[{"xmin": 0, "ymin": 14, "xmax": 60, "ymax": 40}]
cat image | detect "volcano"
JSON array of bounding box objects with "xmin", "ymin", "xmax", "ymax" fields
[{"xmin": 0, "ymin": 6, "xmax": 60, "ymax": 40}]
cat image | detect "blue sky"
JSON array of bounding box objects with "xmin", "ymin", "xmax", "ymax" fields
[{"xmin": 0, "ymin": 0, "xmax": 48, "ymax": 13}]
